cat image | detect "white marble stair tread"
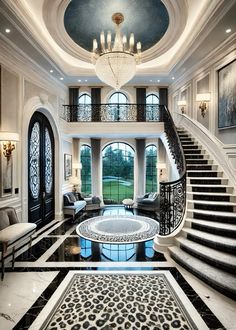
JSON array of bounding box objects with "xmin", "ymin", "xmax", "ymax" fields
[
  {"xmin": 175, "ymin": 236, "xmax": 236, "ymax": 266},
  {"xmin": 169, "ymin": 246, "xmax": 236, "ymax": 294},
  {"xmin": 188, "ymin": 199, "xmax": 236, "ymax": 207},
  {"xmin": 188, "ymin": 208, "xmax": 236, "ymax": 218},
  {"xmin": 182, "ymin": 228, "xmax": 236, "ymax": 247},
  {"xmin": 185, "ymin": 218, "xmax": 236, "ymax": 232},
  {"xmin": 187, "ymin": 191, "xmax": 236, "ymax": 197}
]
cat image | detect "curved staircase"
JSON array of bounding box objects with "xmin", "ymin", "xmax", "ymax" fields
[{"xmin": 169, "ymin": 128, "xmax": 236, "ymax": 300}]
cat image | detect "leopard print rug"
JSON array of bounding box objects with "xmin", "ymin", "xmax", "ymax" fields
[{"xmin": 43, "ymin": 273, "xmax": 198, "ymax": 330}]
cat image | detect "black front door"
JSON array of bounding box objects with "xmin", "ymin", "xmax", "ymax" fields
[{"xmin": 28, "ymin": 111, "xmax": 55, "ymax": 226}]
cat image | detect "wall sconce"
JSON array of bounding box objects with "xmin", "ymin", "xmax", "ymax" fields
[
  {"xmin": 196, "ymin": 93, "xmax": 211, "ymax": 118},
  {"xmin": 177, "ymin": 100, "xmax": 187, "ymax": 114},
  {"xmin": 0, "ymin": 132, "xmax": 20, "ymax": 161}
]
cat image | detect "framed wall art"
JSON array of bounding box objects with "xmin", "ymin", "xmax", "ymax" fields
[
  {"xmin": 64, "ymin": 154, "xmax": 72, "ymax": 180},
  {"xmin": 218, "ymin": 59, "xmax": 236, "ymax": 129}
]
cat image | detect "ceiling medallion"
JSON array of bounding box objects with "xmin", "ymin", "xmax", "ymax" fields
[{"xmin": 91, "ymin": 13, "xmax": 141, "ymax": 90}]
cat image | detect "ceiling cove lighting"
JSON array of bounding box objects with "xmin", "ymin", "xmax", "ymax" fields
[{"xmin": 92, "ymin": 12, "xmax": 141, "ymax": 90}]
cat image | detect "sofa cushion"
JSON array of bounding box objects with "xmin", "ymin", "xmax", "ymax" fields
[
  {"xmin": 0, "ymin": 223, "xmax": 36, "ymax": 245},
  {"xmin": 76, "ymin": 193, "xmax": 84, "ymax": 201},
  {"xmin": 92, "ymin": 196, "xmax": 101, "ymax": 204},
  {"xmin": 7, "ymin": 208, "xmax": 19, "ymax": 225},
  {"xmin": 64, "ymin": 193, "xmax": 77, "ymax": 206},
  {"xmin": 0, "ymin": 211, "xmax": 10, "ymax": 230}
]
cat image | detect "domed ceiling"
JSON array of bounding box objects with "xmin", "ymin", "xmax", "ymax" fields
[{"xmin": 64, "ymin": 0, "xmax": 169, "ymax": 52}]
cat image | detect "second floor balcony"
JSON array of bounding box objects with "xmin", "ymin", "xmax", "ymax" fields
[{"xmin": 61, "ymin": 104, "xmax": 164, "ymax": 122}]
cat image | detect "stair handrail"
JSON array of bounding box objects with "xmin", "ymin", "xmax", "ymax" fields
[{"xmin": 159, "ymin": 106, "xmax": 186, "ymax": 236}]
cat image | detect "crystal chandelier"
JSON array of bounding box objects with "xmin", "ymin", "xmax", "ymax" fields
[{"xmin": 92, "ymin": 13, "xmax": 141, "ymax": 90}]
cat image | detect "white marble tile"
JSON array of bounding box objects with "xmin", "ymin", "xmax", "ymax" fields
[{"xmin": 0, "ymin": 272, "xmax": 58, "ymax": 330}]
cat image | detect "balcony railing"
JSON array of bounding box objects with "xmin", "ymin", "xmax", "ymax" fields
[{"xmin": 61, "ymin": 104, "xmax": 164, "ymax": 122}]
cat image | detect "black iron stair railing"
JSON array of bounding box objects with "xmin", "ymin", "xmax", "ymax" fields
[{"xmin": 159, "ymin": 105, "xmax": 186, "ymax": 236}]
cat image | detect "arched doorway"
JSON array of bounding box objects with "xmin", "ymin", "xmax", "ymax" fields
[
  {"xmin": 28, "ymin": 111, "xmax": 55, "ymax": 226},
  {"xmin": 102, "ymin": 142, "xmax": 134, "ymax": 204}
]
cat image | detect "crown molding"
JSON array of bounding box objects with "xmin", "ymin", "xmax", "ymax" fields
[
  {"xmin": 0, "ymin": 35, "xmax": 67, "ymax": 94},
  {"xmin": 169, "ymin": 33, "xmax": 236, "ymax": 94}
]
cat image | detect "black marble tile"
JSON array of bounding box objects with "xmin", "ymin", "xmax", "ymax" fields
[
  {"xmin": 48, "ymin": 221, "xmax": 74, "ymax": 235},
  {"xmin": 47, "ymin": 237, "xmax": 166, "ymax": 262},
  {"xmin": 15, "ymin": 237, "xmax": 58, "ymax": 261},
  {"xmin": 12, "ymin": 271, "xmax": 67, "ymax": 330}
]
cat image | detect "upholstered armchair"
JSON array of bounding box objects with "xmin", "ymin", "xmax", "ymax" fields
[
  {"xmin": 0, "ymin": 207, "xmax": 36, "ymax": 279},
  {"xmin": 136, "ymin": 192, "xmax": 160, "ymax": 212}
]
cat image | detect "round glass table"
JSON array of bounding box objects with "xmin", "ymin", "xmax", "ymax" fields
[{"xmin": 76, "ymin": 215, "xmax": 159, "ymax": 244}]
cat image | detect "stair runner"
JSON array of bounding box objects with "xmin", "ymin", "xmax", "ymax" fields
[{"xmin": 168, "ymin": 128, "xmax": 236, "ymax": 300}]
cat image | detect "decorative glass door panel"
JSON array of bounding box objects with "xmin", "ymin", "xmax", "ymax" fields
[{"xmin": 28, "ymin": 112, "xmax": 55, "ymax": 226}]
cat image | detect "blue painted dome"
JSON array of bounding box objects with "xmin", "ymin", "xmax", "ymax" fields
[{"xmin": 64, "ymin": 0, "xmax": 169, "ymax": 52}]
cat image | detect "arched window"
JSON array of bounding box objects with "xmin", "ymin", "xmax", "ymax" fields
[
  {"xmin": 146, "ymin": 93, "xmax": 159, "ymax": 104},
  {"xmin": 145, "ymin": 144, "xmax": 157, "ymax": 192},
  {"xmin": 78, "ymin": 93, "xmax": 91, "ymax": 121},
  {"xmin": 146, "ymin": 93, "xmax": 159, "ymax": 121},
  {"xmin": 79, "ymin": 93, "xmax": 91, "ymax": 105},
  {"xmin": 106, "ymin": 92, "xmax": 128, "ymax": 121},
  {"xmin": 108, "ymin": 92, "xmax": 128, "ymax": 104},
  {"xmin": 102, "ymin": 142, "xmax": 134, "ymax": 204},
  {"xmin": 80, "ymin": 144, "xmax": 91, "ymax": 195}
]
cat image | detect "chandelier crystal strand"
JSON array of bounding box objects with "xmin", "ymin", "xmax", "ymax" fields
[{"xmin": 92, "ymin": 13, "xmax": 141, "ymax": 90}]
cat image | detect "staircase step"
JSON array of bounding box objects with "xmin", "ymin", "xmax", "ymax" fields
[
  {"xmin": 183, "ymin": 145, "xmax": 199, "ymax": 149},
  {"xmin": 188, "ymin": 200, "xmax": 236, "ymax": 212},
  {"xmin": 185, "ymin": 154, "xmax": 208, "ymax": 159},
  {"xmin": 182, "ymin": 227, "xmax": 236, "ymax": 254},
  {"xmin": 180, "ymin": 141, "xmax": 195, "ymax": 145},
  {"xmin": 187, "ymin": 171, "xmax": 222, "ymax": 177},
  {"xmin": 189, "ymin": 178, "xmax": 228, "ymax": 185},
  {"xmin": 184, "ymin": 149, "xmax": 202, "ymax": 154},
  {"xmin": 187, "ymin": 191, "xmax": 236, "ymax": 202},
  {"xmin": 185, "ymin": 218, "xmax": 236, "ymax": 238},
  {"xmin": 169, "ymin": 246, "xmax": 236, "ymax": 300},
  {"xmin": 186, "ymin": 159, "xmax": 213, "ymax": 164},
  {"xmin": 186, "ymin": 165, "xmax": 215, "ymax": 170},
  {"xmin": 188, "ymin": 208, "xmax": 236, "ymax": 224},
  {"xmin": 188, "ymin": 184, "xmax": 233, "ymax": 193},
  {"xmin": 176, "ymin": 236, "xmax": 236, "ymax": 273}
]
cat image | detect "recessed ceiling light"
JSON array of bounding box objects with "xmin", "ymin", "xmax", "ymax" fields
[
  {"xmin": 5, "ymin": 28, "xmax": 11, "ymax": 33},
  {"xmin": 78, "ymin": 79, "xmax": 81, "ymax": 82},
  {"xmin": 150, "ymin": 79, "xmax": 152, "ymax": 82},
  {"xmin": 60, "ymin": 77, "xmax": 64, "ymax": 80},
  {"xmin": 226, "ymin": 28, "xmax": 231, "ymax": 33},
  {"xmin": 85, "ymin": 79, "xmax": 88, "ymax": 82},
  {"xmin": 157, "ymin": 79, "xmax": 160, "ymax": 83},
  {"xmin": 50, "ymin": 69, "xmax": 53, "ymax": 73},
  {"xmin": 172, "ymin": 77, "xmax": 175, "ymax": 80}
]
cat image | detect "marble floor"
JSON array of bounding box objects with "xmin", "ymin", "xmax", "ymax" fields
[{"xmin": 0, "ymin": 206, "xmax": 235, "ymax": 329}]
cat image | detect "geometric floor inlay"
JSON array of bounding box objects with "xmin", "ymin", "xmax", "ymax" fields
[{"xmin": 32, "ymin": 271, "xmax": 208, "ymax": 330}]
